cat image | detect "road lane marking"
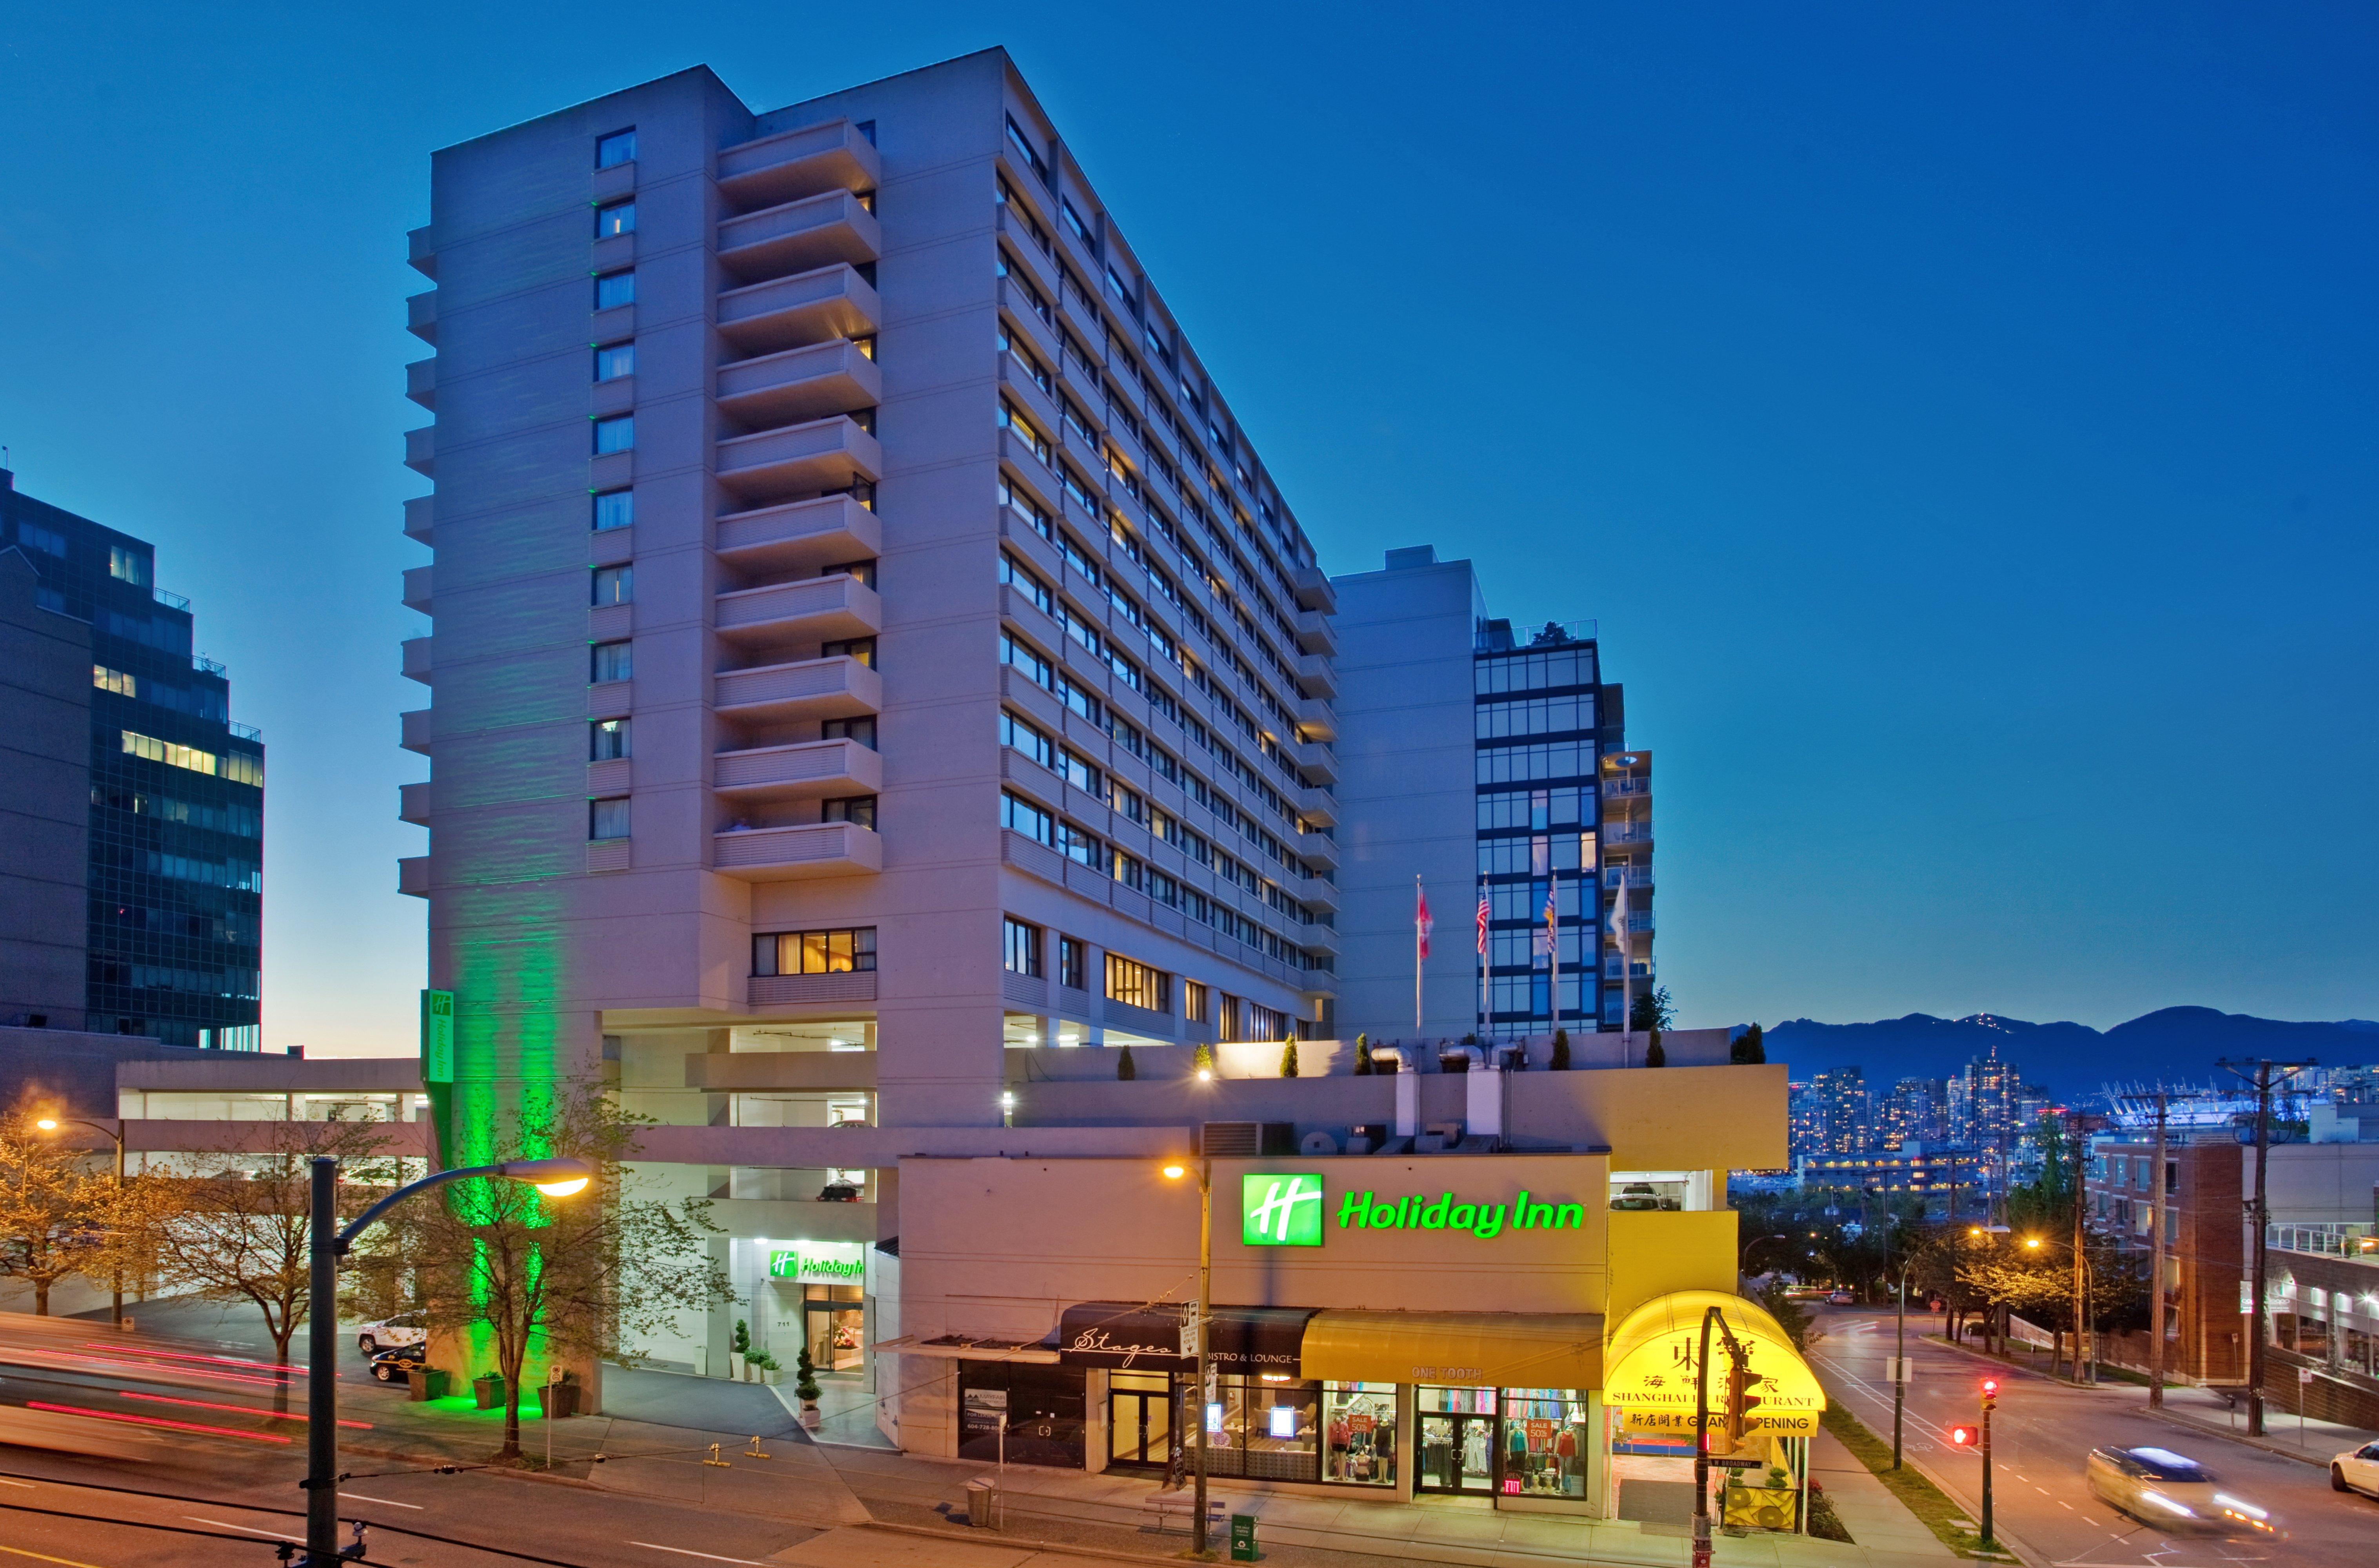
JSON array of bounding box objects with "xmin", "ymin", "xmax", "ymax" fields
[
  {"xmin": 630, "ymin": 1546, "xmax": 765, "ymax": 1565},
  {"xmin": 0, "ymin": 1548, "xmax": 107, "ymax": 1568},
  {"xmin": 339, "ymin": 1491, "xmax": 423, "ymax": 1509},
  {"xmin": 0, "ymin": 1478, "xmax": 34, "ymax": 1488},
  {"xmin": 185, "ymin": 1516, "xmax": 302, "ymax": 1543}
]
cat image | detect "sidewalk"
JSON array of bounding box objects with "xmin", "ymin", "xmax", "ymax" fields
[
  {"xmin": 1925, "ymin": 1333, "xmax": 2379, "ymax": 1470},
  {"xmin": 1806, "ymin": 1428, "xmax": 1950, "ymax": 1560}
]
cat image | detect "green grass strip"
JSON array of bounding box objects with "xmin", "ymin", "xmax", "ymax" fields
[{"xmin": 1819, "ymin": 1405, "xmax": 2019, "ymax": 1563}]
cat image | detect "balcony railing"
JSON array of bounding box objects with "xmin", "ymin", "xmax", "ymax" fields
[
  {"xmin": 713, "ymin": 737, "xmax": 883, "ymax": 800},
  {"xmin": 717, "ymin": 264, "xmax": 881, "ymax": 355},
  {"xmin": 2268, "ymin": 1222, "xmax": 2377, "ymax": 1259},
  {"xmin": 713, "ymin": 820, "xmax": 882, "ymax": 881},
  {"xmin": 716, "ymin": 190, "xmax": 880, "ymax": 282},
  {"xmin": 715, "ymin": 494, "xmax": 880, "ymax": 574},
  {"xmin": 714, "ymin": 653, "xmax": 881, "ymax": 721},
  {"xmin": 714, "ymin": 572, "xmax": 882, "ymax": 646},
  {"xmin": 716, "ymin": 118, "xmax": 880, "ymax": 212},
  {"xmin": 1602, "ymin": 777, "xmax": 1651, "ymax": 799},
  {"xmin": 1603, "ymin": 865, "xmax": 1653, "ymax": 889},
  {"xmin": 716, "ymin": 338, "xmax": 880, "ymax": 429},
  {"xmin": 715, "ymin": 415, "xmax": 881, "ymax": 503}
]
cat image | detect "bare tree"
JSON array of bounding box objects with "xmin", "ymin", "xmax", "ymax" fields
[
  {"xmin": 139, "ymin": 1116, "xmax": 402, "ymax": 1409},
  {"xmin": 347, "ymin": 1082, "xmax": 733, "ymax": 1462},
  {"xmin": 0, "ymin": 1111, "xmax": 111, "ymax": 1315}
]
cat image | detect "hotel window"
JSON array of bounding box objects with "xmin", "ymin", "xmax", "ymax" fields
[
  {"xmin": 1105, "ymin": 266, "xmax": 1136, "ymax": 312},
  {"xmin": 822, "ymin": 795, "xmax": 876, "ymax": 829},
  {"xmin": 594, "ymin": 415, "xmax": 634, "ymax": 454},
  {"xmin": 17, "ymin": 523, "xmax": 65, "ymax": 555},
  {"xmin": 1060, "ymin": 198, "xmax": 1092, "ymax": 247},
  {"xmin": 1000, "ymin": 553, "xmax": 1054, "ymax": 615},
  {"xmin": 589, "ymin": 797, "xmax": 630, "ymax": 841},
  {"xmin": 594, "ymin": 269, "xmax": 636, "ymax": 310},
  {"xmin": 590, "ymin": 718, "xmax": 630, "ymax": 760},
  {"xmin": 591, "ymin": 565, "xmax": 633, "ymax": 606},
  {"xmin": 1000, "ymin": 710, "xmax": 1055, "ymax": 769},
  {"xmin": 590, "ymin": 641, "xmax": 631, "ymax": 682},
  {"xmin": 93, "ymin": 665, "xmax": 136, "ymax": 697},
  {"xmin": 1054, "ymin": 818, "xmax": 1100, "ymax": 867},
  {"xmin": 592, "ymin": 489, "xmax": 634, "ymax": 531},
  {"xmin": 1105, "ymin": 955, "xmax": 1170, "ymax": 1014},
  {"xmin": 1005, "ymin": 114, "xmax": 1049, "ymax": 184},
  {"xmin": 822, "ymin": 715, "xmax": 877, "ymax": 750},
  {"xmin": 822, "ymin": 636, "xmax": 877, "ymax": 668},
  {"xmin": 1001, "ymin": 789, "xmax": 1054, "ymax": 846},
  {"xmin": 596, "ymin": 128, "xmax": 636, "ymax": 168},
  {"xmin": 1057, "ymin": 936, "xmax": 1085, "ymax": 990},
  {"xmin": 595, "ymin": 341, "xmax": 634, "ymax": 381},
  {"xmin": 109, "ymin": 546, "xmax": 149, "ymax": 586},
  {"xmin": 999, "ymin": 399, "xmax": 1053, "ymax": 464},
  {"xmin": 998, "ymin": 323, "xmax": 1052, "ymax": 393},
  {"xmin": 1056, "ymin": 749, "xmax": 1098, "ymax": 794},
  {"xmin": 999, "ymin": 474, "xmax": 1055, "ymax": 540},
  {"xmin": 596, "ymin": 200, "xmax": 636, "ymax": 238},
  {"xmin": 1183, "ymin": 983, "xmax": 1210, "ymax": 1024},
  {"xmin": 1003, "ymin": 916, "xmax": 1043, "ymax": 978},
  {"xmin": 1001, "ymin": 631, "xmax": 1054, "ymax": 689},
  {"xmin": 752, "ymin": 927, "xmax": 877, "ymax": 976}
]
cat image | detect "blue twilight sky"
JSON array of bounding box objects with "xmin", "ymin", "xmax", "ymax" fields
[{"xmin": 3, "ymin": 3, "xmax": 2374, "ymax": 1054}]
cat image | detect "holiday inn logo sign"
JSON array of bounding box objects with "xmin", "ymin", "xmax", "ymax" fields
[{"xmin": 1239, "ymin": 1173, "xmax": 1588, "ymax": 1246}]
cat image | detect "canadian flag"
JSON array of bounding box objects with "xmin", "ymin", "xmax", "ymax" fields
[{"xmin": 1415, "ymin": 883, "xmax": 1434, "ymax": 961}]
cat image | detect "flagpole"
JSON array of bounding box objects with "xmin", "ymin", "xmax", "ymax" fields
[
  {"xmin": 1477, "ymin": 881, "xmax": 1489, "ymax": 1038},
  {"xmin": 1548, "ymin": 881, "xmax": 1560, "ymax": 1046},
  {"xmin": 1614, "ymin": 876, "xmax": 1630, "ymax": 1062},
  {"xmin": 1413, "ymin": 875, "xmax": 1424, "ymax": 1038}
]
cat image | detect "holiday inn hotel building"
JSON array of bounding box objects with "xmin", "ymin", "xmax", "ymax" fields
[{"xmin": 396, "ymin": 49, "xmax": 1810, "ymax": 1518}]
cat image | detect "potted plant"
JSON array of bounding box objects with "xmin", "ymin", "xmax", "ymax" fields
[
  {"xmin": 542, "ymin": 1370, "xmax": 581, "ymax": 1419},
  {"xmin": 749, "ymin": 1350, "xmax": 782, "ymax": 1386},
  {"xmin": 794, "ymin": 1346, "xmax": 822, "ymax": 1427},
  {"xmin": 472, "ymin": 1370, "xmax": 506, "ymax": 1410},
  {"xmin": 729, "ymin": 1318, "xmax": 750, "ymax": 1381}
]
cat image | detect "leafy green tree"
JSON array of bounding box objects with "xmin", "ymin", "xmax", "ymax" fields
[
  {"xmin": 1280, "ymin": 1039, "xmax": 1299, "ymax": 1078},
  {"xmin": 1116, "ymin": 1046, "xmax": 1136, "ymax": 1081},
  {"xmin": 1629, "ymin": 986, "xmax": 1674, "ymax": 1033},
  {"xmin": 1549, "ymin": 1028, "xmax": 1570, "ymax": 1071},
  {"xmin": 0, "ymin": 1110, "xmax": 111, "ymax": 1316},
  {"xmin": 1352, "ymin": 1033, "xmax": 1372, "ymax": 1076},
  {"xmin": 1731, "ymin": 1022, "xmax": 1765, "ymax": 1064},
  {"xmin": 1193, "ymin": 1041, "xmax": 1215, "ymax": 1076}
]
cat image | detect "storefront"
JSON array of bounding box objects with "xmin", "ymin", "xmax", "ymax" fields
[{"xmin": 740, "ymin": 1238, "xmax": 871, "ymax": 1381}]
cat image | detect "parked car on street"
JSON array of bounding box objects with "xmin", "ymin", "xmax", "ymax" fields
[
  {"xmin": 2084, "ymin": 1446, "xmax": 2281, "ymax": 1537},
  {"xmin": 369, "ymin": 1343, "xmax": 427, "ymax": 1384},
  {"xmin": 356, "ymin": 1312, "xmax": 427, "ymax": 1354},
  {"xmin": 2333, "ymin": 1440, "xmax": 2379, "ymax": 1499}
]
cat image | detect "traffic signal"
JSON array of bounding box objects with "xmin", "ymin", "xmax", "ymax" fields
[
  {"xmin": 1980, "ymin": 1377, "xmax": 1999, "ymax": 1409},
  {"xmin": 1723, "ymin": 1361, "xmax": 1763, "ymax": 1442},
  {"xmin": 1948, "ymin": 1424, "xmax": 1978, "ymax": 1446}
]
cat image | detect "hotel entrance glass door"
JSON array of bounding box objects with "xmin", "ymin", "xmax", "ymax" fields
[
  {"xmin": 1416, "ymin": 1386, "xmax": 1499, "ymax": 1494},
  {"xmin": 1107, "ymin": 1371, "xmax": 1174, "ymax": 1470}
]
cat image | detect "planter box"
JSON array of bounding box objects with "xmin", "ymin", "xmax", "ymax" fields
[
  {"xmin": 473, "ymin": 1374, "xmax": 506, "ymax": 1410},
  {"xmin": 541, "ymin": 1382, "xmax": 581, "ymax": 1419},
  {"xmin": 728, "ymin": 1352, "xmax": 746, "ymax": 1380},
  {"xmin": 407, "ymin": 1368, "xmax": 449, "ymax": 1402}
]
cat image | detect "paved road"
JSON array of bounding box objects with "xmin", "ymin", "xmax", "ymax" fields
[
  {"xmin": 1808, "ymin": 1306, "xmax": 2379, "ymax": 1567},
  {"xmin": 0, "ymin": 1307, "xmax": 824, "ymax": 1566}
]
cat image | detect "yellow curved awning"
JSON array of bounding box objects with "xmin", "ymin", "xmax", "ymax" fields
[
  {"xmin": 1602, "ymin": 1290, "xmax": 1825, "ymax": 1434},
  {"xmin": 1300, "ymin": 1311, "xmax": 1603, "ymax": 1389}
]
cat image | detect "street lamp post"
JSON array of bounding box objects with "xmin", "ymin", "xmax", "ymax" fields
[
  {"xmin": 300, "ymin": 1154, "xmax": 592, "ymax": 1566},
  {"xmin": 1892, "ymin": 1261, "xmax": 1912, "ymax": 1468},
  {"xmin": 1163, "ymin": 1156, "xmax": 1214, "ymax": 1559},
  {"xmin": 2022, "ymin": 1234, "xmax": 2092, "ymax": 1383},
  {"xmin": 36, "ymin": 1116, "xmax": 127, "ymax": 1328}
]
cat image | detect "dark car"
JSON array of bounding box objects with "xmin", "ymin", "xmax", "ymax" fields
[{"xmin": 369, "ymin": 1343, "xmax": 427, "ymax": 1383}]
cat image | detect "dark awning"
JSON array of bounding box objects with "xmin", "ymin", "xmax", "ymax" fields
[{"xmin": 1058, "ymin": 1302, "xmax": 1317, "ymax": 1377}]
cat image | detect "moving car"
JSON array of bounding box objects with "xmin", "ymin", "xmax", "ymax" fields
[
  {"xmin": 369, "ymin": 1343, "xmax": 427, "ymax": 1384},
  {"xmin": 1827, "ymin": 1290, "xmax": 1855, "ymax": 1305},
  {"xmin": 356, "ymin": 1312, "xmax": 427, "ymax": 1354},
  {"xmin": 2084, "ymin": 1446, "xmax": 2279, "ymax": 1537},
  {"xmin": 2334, "ymin": 1440, "xmax": 2379, "ymax": 1499}
]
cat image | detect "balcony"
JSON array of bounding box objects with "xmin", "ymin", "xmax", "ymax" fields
[
  {"xmin": 716, "ymin": 494, "xmax": 880, "ymax": 575},
  {"xmin": 1292, "ymin": 562, "xmax": 1337, "ymax": 615},
  {"xmin": 717, "ymin": 118, "xmax": 881, "ymax": 211},
  {"xmin": 405, "ymin": 358, "xmax": 435, "ymax": 411},
  {"xmin": 712, "ymin": 737, "xmax": 882, "ymax": 801},
  {"xmin": 406, "ymin": 225, "xmax": 435, "ymax": 280},
  {"xmin": 398, "ymin": 781, "xmax": 429, "ymax": 826},
  {"xmin": 1603, "ymin": 956, "xmax": 1657, "ymax": 981},
  {"xmin": 1603, "ymin": 821, "xmax": 1654, "ymax": 847},
  {"xmin": 406, "ymin": 290, "xmax": 436, "ymax": 345},
  {"xmin": 715, "ymin": 572, "xmax": 881, "ymax": 646},
  {"xmin": 403, "ymin": 496, "xmax": 433, "ymax": 546},
  {"xmin": 1296, "ymin": 829, "xmax": 1339, "ymax": 871},
  {"xmin": 402, "ymin": 566, "xmax": 433, "ymax": 615},
  {"xmin": 1602, "ymin": 776, "xmax": 1652, "ymax": 800},
  {"xmin": 1294, "ymin": 606, "xmax": 1337, "ymax": 657},
  {"xmin": 1297, "ymin": 694, "xmax": 1338, "ymax": 742},
  {"xmin": 714, "ymin": 653, "xmax": 881, "ymax": 722},
  {"xmin": 1298, "ymin": 784, "xmax": 1339, "ymax": 827},
  {"xmin": 715, "ymin": 415, "xmax": 880, "ymax": 503},
  {"xmin": 1621, "ymin": 911, "xmax": 1656, "ymax": 935},
  {"xmin": 717, "ymin": 191, "xmax": 880, "ymax": 282},
  {"xmin": 685, "ymin": 1050, "xmax": 878, "ymax": 1092},
  {"xmin": 717, "ymin": 339, "xmax": 880, "ymax": 429},
  {"xmin": 403, "ymin": 426, "xmax": 435, "ymax": 479},
  {"xmin": 400, "ymin": 708, "xmax": 432, "ymax": 756},
  {"xmin": 713, "ymin": 820, "xmax": 882, "ymax": 881},
  {"xmin": 398, "ymin": 857, "xmax": 429, "ymax": 898},
  {"xmin": 1603, "ymin": 864, "xmax": 1653, "ymax": 889},
  {"xmin": 1294, "ymin": 651, "xmax": 1336, "ymax": 700},
  {"xmin": 400, "ymin": 637, "xmax": 433, "ymax": 685},
  {"xmin": 717, "ymin": 264, "xmax": 880, "ymax": 356},
  {"xmin": 1289, "ymin": 738, "xmax": 1339, "ymax": 787}
]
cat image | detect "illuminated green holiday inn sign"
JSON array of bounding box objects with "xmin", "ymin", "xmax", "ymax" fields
[
  {"xmin": 768, "ymin": 1246, "xmax": 865, "ymax": 1281},
  {"xmin": 1241, "ymin": 1174, "xmax": 1587, "ymax": 1245}
]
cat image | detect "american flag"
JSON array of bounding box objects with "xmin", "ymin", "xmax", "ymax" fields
[{"xmin": 1476, "ymin": 888, "xmax": 1490, "ymax": 955}]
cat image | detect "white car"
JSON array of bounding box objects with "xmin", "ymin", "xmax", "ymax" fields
[
  {"xmin": 2334, "ymin": 1440, "xmax": 2379, "ymax": 1499},
  {"xmin": 2084, "ymin": 1446, "xmax": 2280, "ymax": 1538},
  {"xmin": 356, "ymin": 1312, "xmax": 427, "ymax": 1354}
]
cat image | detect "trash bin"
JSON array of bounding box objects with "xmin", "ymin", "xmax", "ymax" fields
[
  {"xmin": 1230, "ymin": 1512, "xmax": 1258, "ymax": 1561},
  {"xmin": 407, "ymin": 1367, "xmax": 449, "ymax": 1402},
  {"xmin": 963, "ymin": 1476, "xmax": 1000, "ymax": 1528}
]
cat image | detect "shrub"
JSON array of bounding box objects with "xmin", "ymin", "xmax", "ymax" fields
[
  {"xmin": 1280, "ymin": 1040, "xmax": 1299, "ymax": 1078},
  {"xmin": 794, "ymin": 1345, "xmax": 821, "ymax": 1403},
  {"xmin": 1117, "ymin": 1046, "xmax": 1136, "ymax": 1081},
  {"xmin": 1550, "ymin": 1028, "xmax": 1570, "ymax": 1071},
  {"xmin": 1731, "ymin": 1022, "xmax": 1766, "ymax": 1064},
  {"xmin": 1193, "ymin": 1041, "xmax": 1214, "ymax": 1076},
  {"xmin": 1644, "ymin": 1032, "xmax": 1665, "ymax": 1068},
  {"xmin": 1352, "ymin": 1033, "xmax": 1372, "ymax": 1076},
  {"xmin": 732, "ymin": 1319, "xmax": 751, "ymax": 1357}
]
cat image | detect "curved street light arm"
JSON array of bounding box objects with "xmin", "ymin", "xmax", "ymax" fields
[{"xmin": 334, "ymin": 1158, "xmax": 595, "ymax": 1253}]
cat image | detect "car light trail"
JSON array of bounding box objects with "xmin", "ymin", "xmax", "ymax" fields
[
  {"xmin": 115, "ymin": 1390, "xmax": 370, "ymax": 1428},
  {"xmin": 25, "ymin": 1401, "xmax": 291, "ymax": 1444}
]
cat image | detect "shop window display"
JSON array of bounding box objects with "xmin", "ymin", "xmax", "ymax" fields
[
  {"xmin": 1417, "ymin": 1386, "xmax": 1499, "ymax": 1494},
  {"xmin": 1501, "ymin": 1389, "xmax": 1591, "ymax": 1497},
  {"xmin": 1322, "ymin": 1382, "xmax": 1397, "ymax": 1487},
  {"xmin": 1189, "ymin": 1375, "xmax": 1321, "ymax": 1482}
]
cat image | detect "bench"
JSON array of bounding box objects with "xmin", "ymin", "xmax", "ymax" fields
[{"xmin": 1142, "ymin": 1490, "xmax": 1228, "ymax": 1535}]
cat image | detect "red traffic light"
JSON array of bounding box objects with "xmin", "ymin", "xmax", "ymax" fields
[
  {"xmin": 1948, "ymin": 1424, "xmax": 1978, "ymax": 1446},
  {"xmin": 1980, "ymin": 1378, "xmax": 2000, "ymax": 1397}
]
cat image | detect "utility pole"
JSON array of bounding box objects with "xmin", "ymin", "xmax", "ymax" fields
[
  {"xmin": 2072, "ymin": 1121, "xmax": 2090, "ymax": 1384},
  {"xmin": 2148, "ymin": 1092, "xmax": 2169, "ymax": 1410},
  {"xmin": 2217, "ymin": 1056, "xmax": 2314, "ymax": 1437}
]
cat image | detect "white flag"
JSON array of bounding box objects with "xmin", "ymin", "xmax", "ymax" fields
[{"xmin": 1609, "ymin": 876, "xmax": 1630, "ymax": 963}]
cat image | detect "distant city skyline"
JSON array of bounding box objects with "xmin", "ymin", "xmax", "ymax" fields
[{"xmin": 3, "ymin": 4, "xmax": 2374, "ymax": 1054}]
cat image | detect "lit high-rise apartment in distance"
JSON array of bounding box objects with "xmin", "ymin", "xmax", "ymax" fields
[
  {"xmin": 398, "ymin": 53, "xmax": 1337, "ymax": 1192},
  {"xmin": 1330, "ymin": 547, "xmax": 1637, "ymax": 1041},
  {"xmin": 0, "ymin": 469, "xmax": 263, "ymax": 1047}
]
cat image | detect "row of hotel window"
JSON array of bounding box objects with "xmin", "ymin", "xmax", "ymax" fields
[
  {"xmin": 996, "ymin": 374, "xmax": 1309, "ymax": 719},
  {"xmin": 590, "ymin": 795, "xmax": 875, "ymax": 841},
  {"xmin": 120, "ymin": 731, "xmax": 264, "ymax": 787},
  {"xmin": 998, "ymin": 583, "xmax": 1315, "ymax": 858},
  {"xmin": 1000, "ymin": 711, "xmax": 1309, "ymax": 912},
  {"xmin": 995, "ymin": 506, "xmax": 1309, "ymax": 797},
  {"xmin": 1000, "ymin": 791, "xmax": 1319, "ymax": 969},
  {"xmin": 1474, "ymin": 648, "xmax": 1596, "ymax": 695},
  {"xmin": 1001, "ymin": 916, "xmax": 1295, "ymax": 1034},
  {"xmin": 994, "ymin": 145, "xmax": 1314, "ymax": 601},
  {"xmin": 92, "ymin": 787, "xmax": 260, "ymax": 839},
  {"xmin": 95, "ymin": 663, "xmax": 228, "ymax": 722}
]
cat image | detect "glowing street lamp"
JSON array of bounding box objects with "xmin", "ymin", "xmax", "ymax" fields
[
  {"xmin": 1161, "ymin": 1155, "xmax": 1213, "ymax": 1558},
  {"xmin": 36, "ymin": 1115, "xmax": 128, "ymax": 1327}
]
